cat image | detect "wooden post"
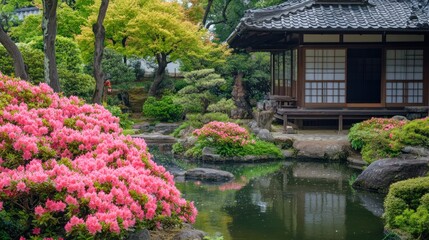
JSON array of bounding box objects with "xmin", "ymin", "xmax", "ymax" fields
[
  {"xmin": 338, "ymin": 114, "xmax": 343, "ymax": 132},
  {"xmin": 283, "ymin": 113, "xmax": 288, "ymax": 133}
]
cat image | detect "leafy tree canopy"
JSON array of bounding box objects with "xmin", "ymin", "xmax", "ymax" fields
[
  {"xmin": 206, "ymin": 0, "xmax": 284, "ymax": 42},
  {"xmin": 11, "ymin": 2, "xmax": 86, "ymax": 42},
  {"xmin": 77, "ymin": 0, "xmax": 228, "ymax": 65}
]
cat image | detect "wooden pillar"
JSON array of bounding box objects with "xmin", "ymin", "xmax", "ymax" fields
[
  {"xmin": 283, "ymin": 113, "xmax": 288, "ymax": 133},
  {"xmin": 338, "ymin": 114, "xmax": 343, "ymax": 132}
]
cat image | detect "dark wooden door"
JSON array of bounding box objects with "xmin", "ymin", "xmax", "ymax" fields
[{"xmin": 347, "ymin": 49, "xmax": 382, "ymax": 103}]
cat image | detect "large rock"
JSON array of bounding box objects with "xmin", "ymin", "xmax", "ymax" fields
[
  {"xmin": 402, "ymin": 146, "xmax": 429, "ymax": 157},
  {"xmin": 353, "ymin": 158, "xmax": 429, "ymax": 193},
  {"xmin": 185, "ymin": 168, "xmax": 234, "ymax": 182},
  {"xmin": 128, "ymin": 229, "xmax": 151, "ymax": 240},
  {"xmin": 172, "ymin": 224, "xmax": 206, "ymax": 240},
  {"xmin": 132, "ymin": 134, "xmax": 177, "ymax": 153},
  {"xmin": 293, "ymin": 139, "xmax": 350, "ymax": 160},
  {"xmin": 154, "ymin": 123, "xmax": 180, "ymax": 135},
  {"xmin": 257, "ymin": 129, "xmax": 274, "ymax": 142},
  {"xmin": 253, "ymin": 110, "xmax": 274, "ymax": 130}
]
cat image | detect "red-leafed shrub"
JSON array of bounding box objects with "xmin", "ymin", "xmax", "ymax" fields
[{"xmin": 0, "ymin": 74, "xmax": 197, "ymax": 239}]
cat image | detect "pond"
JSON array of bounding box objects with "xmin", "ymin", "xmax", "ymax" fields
[{"xmin": 175, "ymin": 161, "xmax": 387, "ymax": 240}]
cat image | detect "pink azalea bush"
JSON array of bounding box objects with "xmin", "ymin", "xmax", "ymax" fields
[
  {"xmin": 193, "ymin": 121, "xmax": 251, "ymax": 147},
  {"xmin": 188, "ymin": 121, "xmax": 282, "ymax": 158},
  {"xmin": 0, "ymin": 74, "xmax": 197, "ymax": 239},
  {"xmin": 348, "ymin": 117, "xmax": 407, "ymax": 163}
]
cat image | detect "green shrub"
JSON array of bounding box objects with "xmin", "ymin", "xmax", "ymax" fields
[
  {"xmin": 172, "ymin": 142, "xmax": 185, "ymax": 154},
  {"xmin": 105, "ymin": 105, "xmax": 134, "ymax": 129},
  {"xmin": 29, "ymin": 36, "xmax": 84, "ymax": 73},
  {"xmin": 384, "ymin": 177, "xmax": 429, "ymax": 239},
  {"xmin": 187, "ymin": 121, "xmax": 282, "ymax": 159},
  {"xmin": 348, "ymin": 118, "xmax": 406, "ymax": 163},
  {"xmin": 176, "ymin": 69, "xmax": 226, "ymax": 113},
  {"xmin": 207, "ymin": 98, "xmax": 236, "ymax": 115},
  {"xmin": 58, "ymin": 69, "xmax": 95, "ymax": 102},
  {"xmin": 143, "ymin": 96, "xmax": 184, "ymax": 122},
  {"xmin": 394, "ymin": 118, "xmax": 429, "ymax": 148},
  {"xmin": 0, "ymin": 43, "xmax": 44, "ymax": 84}
]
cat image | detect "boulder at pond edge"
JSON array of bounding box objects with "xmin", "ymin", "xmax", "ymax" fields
[{"xmin": 352, "ymin": 158, "xmax": 429, "ymax": 193}]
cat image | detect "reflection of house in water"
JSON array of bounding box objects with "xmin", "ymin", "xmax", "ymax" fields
[{"xmin": 254, "ymin": 163, "xmax": 348, "ymax": 239}]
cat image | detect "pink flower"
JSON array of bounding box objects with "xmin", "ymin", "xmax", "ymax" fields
[
  {"xmin": 32, "ymin": 228, "xmax": 41, "ymax": 235},
  {"xmin": 0, "ymin": 75, "xmax": 198, "ymax": 237},
  {"xmin": 34, "ymin": 206, "xmax": 46, "ymax": 216},
  {"xmin": 16, "ymin": 182, "xmax": 27, "ymax": 192},
  {"xmin": 86, "ymin": 216, "xmax": 102, "ymax": 235}
]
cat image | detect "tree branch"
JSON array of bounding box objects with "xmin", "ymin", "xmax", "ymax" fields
[
  {"xmin": 205, "ymin": 0, "xmax": 231, "ymax": 29},
  {"xmin": 202, "ymin": 0, "xmax": 214, "ymax": 27}
]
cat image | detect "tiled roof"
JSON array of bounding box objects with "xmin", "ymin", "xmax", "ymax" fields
[{"xmin": 236, "ymin": 0, "xmax": 429, "ymax": 32}]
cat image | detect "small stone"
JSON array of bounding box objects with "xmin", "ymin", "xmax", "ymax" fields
[
  {"xmin": 391, "ymin": 115, "xmax": 407, "ymax": 121},
  {"xmin": 286, "ymin": 126, "xmax": 294, "ymax": 134},
  {"xmin": 282, "ymin": 149, "xmax": 294, "ymax": 158}
]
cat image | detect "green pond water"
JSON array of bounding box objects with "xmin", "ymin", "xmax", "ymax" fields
[{"xmin": 175, "ymin": 161, "xmax": 386, "ymax": 240}]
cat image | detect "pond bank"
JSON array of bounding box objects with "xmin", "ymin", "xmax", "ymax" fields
[{"xmin": 132, "ymin": 130, "xmax": 366, "ymax": 168}]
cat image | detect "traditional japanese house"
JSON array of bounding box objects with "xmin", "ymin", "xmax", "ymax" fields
[{"xmin": 227, "ymin": 0, "xmax": 429, "ymax": 130}]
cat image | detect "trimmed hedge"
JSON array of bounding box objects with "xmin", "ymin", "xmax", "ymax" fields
[{"xmin": 384, "ymin": 177, "xmax": 429, "ymax": 239}]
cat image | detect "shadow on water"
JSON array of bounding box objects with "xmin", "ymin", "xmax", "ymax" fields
[{"xmin": 175, "ymin": 161, "xmax": 387, "ymax": 240}]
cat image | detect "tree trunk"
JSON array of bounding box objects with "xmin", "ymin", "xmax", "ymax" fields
[
  {"xmin": 42, "ymin": 0, "xmax": 60, "ymax": 92},
  {"xmin": 231, "ymin": 72, "xmax": 253, "ymax": 119},
  {"xmin": 148, "ymin": 53, "xmax": 167, "ymax": 96},
  {"xmin": 92, "ymin": 0, "xmax": 109, "ymax": 104},
  {"xmin": 122, "ymin": 37, "xmax": 127, "ymax": 64},
  {"xmin": 0, "ymin": 26, "xmax": 28, "ymax": 80}
]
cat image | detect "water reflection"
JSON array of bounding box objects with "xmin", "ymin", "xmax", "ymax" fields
[{"xmin": 176, "ymin": 161, "xmax": 385, "ymax": 240}]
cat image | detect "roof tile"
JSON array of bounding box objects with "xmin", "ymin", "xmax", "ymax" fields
[{"xmin": 242, "ymin": 0, "xmax": 429, "ymax": 30}]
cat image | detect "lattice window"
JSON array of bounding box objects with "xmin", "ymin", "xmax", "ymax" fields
[
  {"xmin": 386, "ymin": 50, "xmax": 424, "ymax": 104},
  {"xmin": 272, "ymin": 51, "xmax": 296, "ymax": 97},
  {"xmin": 305, "ymin": 49, "xmax": 346, "ymax": 104}
]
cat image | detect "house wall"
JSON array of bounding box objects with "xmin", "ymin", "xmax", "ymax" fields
[{"xmin": 271, "ymin": 33, "xmax": 429, "ymax": 109}]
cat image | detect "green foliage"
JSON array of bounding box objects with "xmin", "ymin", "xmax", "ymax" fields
[
  {"xmin": 384, "ymin": 177, "xmax": 429, "ymax": 239},
  {"xmin": 58, "ymin": 68, "xmax": 95, "ymax": 102},
  {"xmin": 172, "ymin": 142, "xmax": 185, "ymax": 154},
  {"xmin": 176, "ymin": 69, "xmax": 226, "ymax": 114},
  {"xmin": 29, "ymin": 36, "xmax": 84, "ymax": 73},
  {"xmin": 186, "ymin": 121, "xmax": 282, "ymax": 159},
  {"xmin": 394, "ymin": 118, "xmax": 429, "ymax": 148},
  {"xmin": 212, "ymin": 139, "xmax": 282, "ymax": 158},
  {"xmin": 143, "ymin": 96, "xmax": 184, "ymax": 122},
  {"xmin": 349, "ymin": 117, "xmax": 429, "ymax": 163},
  {"xmin": 101, "ymin": 49, "xmax": 136, "ymax": 88},
  {"xmin": 84, "ymin": 48, "xmax": 136, "ymax": 90},
  {"xmin": 122, "ymin": 129, "xmax": 138, "ymax": 135},
  {"xmin": 11, "ymin": 3, "xmax": 86, "ymax": 42},
  {"xmin": 128, "ymin": 58, "xmax": 145, "ymax": 81},
  {"xmin": 10, "ymin": 14, "xmax": 40, "ymax": 42},
  {"xmin": 105, "ymin": 105, "xmax": 134, "ymax": 129},
  {"xmin": 0, "ymin": 203, "xmax": 32, "ymax": 239},
  {"xmin": 348, "ymin": 118, "xmax": 407, "ymax": 163},
  {"xmin": 216, "ymin": 52, "xmax": 271, "ymax": 102},
  {"xmin": 207, "ymin": 98, "xmax": 235, "ymax": 116},
  {"xmin": 0, "ymin": 43, "xmax": 44, "ymax": 84},
  {"xmin": 208, "ymin": 0, "xmax": 284, "ymax": 42}
]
